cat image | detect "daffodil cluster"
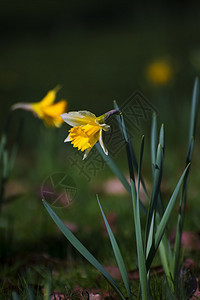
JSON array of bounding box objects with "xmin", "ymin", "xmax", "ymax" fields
[{"xmin": 12, "ymin": 86, "xmax": 119, "ymax": 159}]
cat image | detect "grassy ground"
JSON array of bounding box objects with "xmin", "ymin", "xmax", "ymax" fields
[{"xmin": 1, "ymin": 110, "xmax": 200, "ymax": 299}]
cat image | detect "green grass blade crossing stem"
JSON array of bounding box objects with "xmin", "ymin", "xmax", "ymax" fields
[
  {"xmin": 131, "ymin": 136, "xmax": 149, "ymax": 300},
  {"xmin": 146, "ymin": 163, "xmax": 190, "ymax": 271},
  {"xmin": 97, "ymin": 195, "xmax": 132, "ymax": 299},
  {"xmin": 113, "ymin": 100, "xmax": 149, "ymax": 203},
  {"xmin": 42, "ymin": 200, "xmax": 126, "ymax": 300},
  {"xmin": 113, "ymin": 100, "xmax": 148, "ymax": 214}
]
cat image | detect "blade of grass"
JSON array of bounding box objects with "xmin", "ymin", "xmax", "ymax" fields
[
  {"xmin": 157, "ymin": 124, "xmax": 172, "ymax": 278},
  {"xmin": 97, "ymin": 195, "xmax": 132, "ymax": 299},
  {"xmin": 158, "ymin": 234, "xmax": 172, "ymax": 285},
  {"xmin": 151, "ymin": 112, "xmax": 157, "ymax": 173},
  {"xmin": 42, "ymin": 200, "xmax": 126, "ymax": 300},
  {"xmin": 145, "ymin": 144, "xmax": 163, "ymax": 258},
  {"xmin": 24, "ymin": 282, "xmax": 34, "ymax": 300},
  {"xmin": 146, "ymin": 212, "xmax": 155, "ymax": 261},
  {"xmin": 0, "ymin": 150, "xmax": 9, "ymax": 212},
  {"xmin": 0, "ymin": 134, "xmax": 6, "ymax": 162},
  {"xmin": 113, "ymin": 100, "xmax": 150, "ymax": 204},
  {"xmin": 150, "ymin": 117, "xmax": 172, "ymax": 278},
  {"xmin": 12, "ymin": 292, "xmax": 21, "ymax": 300},
  {"xmin": 44, "ymin": 280, "xmax": 51, "ymax": 300},
  {"xmin": 159, "ymin": 124, "xmax": 165, "ymax": 153},
  {"xmin": 112, "ymin": 102, "xmax": 149, "ymax": 297},
  {"xmin": 113, "ymin": 101, "xmax": 147, "ymax": 214},
  {"xmin": 157, "ymin": 124, "xmax": 165, "ymax": 216},
  {"xmin": 146, "ymin": 163, "xmax": 190, "ymax": 271},
  {"xmin": 188, "ymin": 77, "xmax": 199, "ymax": 143},
  {"xmin": 171, "ymin": 140, "xmax": 194, "ymax": 283},
  {"xmin": 131, "ymin": 136, "xmax": 149, "ymax": 300},
  {"xmin": 172, "ymin": 78, "xmax": 199, "ymax": 283}
]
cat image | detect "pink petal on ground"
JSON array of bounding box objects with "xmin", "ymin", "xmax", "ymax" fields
[
  {"xmin": 101, "ymin": 175, "xmax": 149, "ymax": 204},
  {"xmin": 88, "ymin": 293, "xmax": 102, "ymax": 300},
  {"xmin": 104, "ymin": 266, "xmax": 121, "ymax": 279},
  {"xmin": 170, "ymin": 229, "xmax": 200, "ymax": 251},
  {"xmin": 103, "ymin": 178, "xmax": 128, "ymax": 195},
  {"xmin": 64, "ymin": 222, "xmax": 78, "ymax": 233}
]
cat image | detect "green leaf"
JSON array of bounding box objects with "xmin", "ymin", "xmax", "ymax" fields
[
  {"xmin": 172, "ymin": 78, "xmax": 199, "ymax": 283},
  {"xmin": 113, "ymin": 100, "xmax": 148, "ymax": 214},
  {"xmin": 150, "ymin": 116, "xmax": 172, "ymax": 279},
  {"xmin": 131, "ymin": 136, "xmax": 149, "ymax": 300},
  {"xmin": 159, "ymin": 238, "xmax": 172, "ymax": 284},
  {"xmin": 114, "ymin": 100, "xmax": 149, "ymax": 201},
  {"xmin": 146, "ymin": 212, "xmax": 155, "ymax": 260},
  {"xmin": 151, "ymin": 112, "xmax": 157, "ymax": 172},
  {"xmin": 43, "ymin": 280, "xmax": 51, "ymax": 300},
  {"xmin": 97, "ymin": 195, "xmax": 131, "ymax": 299},
  {"xmin": 159, "ymin": 124, "xmax": 165, "ymax": 152},
  {"xmin": 146, "ymin": 163, "xmax": 190, "ymax": 271},
  {"xmin": 145, "ymin": 143, "xmax": 163, "ymax": 256},
  {"xmin": 0, "ymin": 134, "xmax": 6, "ymax": 162},
  {"xmin": 42, "ymin": 200, "xmax": 126, "ymax": 300},
  {"xmin": 3, "ymin": 150, "xmax": 9, "ymax": 179},
  {"xmin": 188, "ymin": 77, "xmax": 199, "ymax": 143},
  {"xmin": 12, "ymin": 291, "xmax": 21, "ymax": 300}
]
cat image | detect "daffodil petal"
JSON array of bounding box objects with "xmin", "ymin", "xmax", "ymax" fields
[
  {"xmin": 68, "ymin": 126, "xmax": 91, "ymax": 151},
  {"xmin": 94, "ymin": 119, "xmax": 110, "ymax": 131},
  {"xmin": 64, "ymin": 135, "xmax": 71, "ymax": 142},
  {"xmin": 43, "ymin": 100, "xmax": 67, "ymax": 117},
  {"xmin": 40, "ymin": 85, "xmax": 61, "ymax": 107},
  {"xmin": 61, "ymin": 111, "xmax": 97, "ymax": 127},
  {"xmin": 99, "ymin": 129, "xmax": 108, "ymax": 155},
  {"xmin": 102, "ymin": 124, "xmax": 110, "ymax": 131},
  {"xmin": 78, "ymin": 111, "xmax": 97, "ymax": 118},
  {"xmin": 11, "ymin": 103, "xmax": 33, "ymax": 112},
  {"xmin": 83, "ymin": 148, "xmax": 92, "ymax": 160}
]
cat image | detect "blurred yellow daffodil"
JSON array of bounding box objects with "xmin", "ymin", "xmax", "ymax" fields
[
  {"xmin": 61, "ymin": 110, "xmax": 118, "ymax": 160},
  {"xmin": 146, "ymin": 60, "xmax": 172, "ymax": 85},
  {"xmin": 12, "ymin": 86, "xmax": 67, "ymax": 127}
]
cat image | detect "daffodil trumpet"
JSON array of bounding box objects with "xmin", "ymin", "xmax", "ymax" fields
[
  {"xmin": 61, "ymin": 109, "xmax": 120, "ymax": 160},
  {"xmin": 11, "ymin": 86, "xmax": 67, "ymax": 127}
]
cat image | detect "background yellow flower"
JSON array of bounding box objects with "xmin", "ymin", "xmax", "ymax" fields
[
  {"xmin": 12, "ymin": 86, "xmax": 67, "ymax": 127},
  {"xmin": 146, "ymin": 60, "xmax": 172, "ymax": 85}
]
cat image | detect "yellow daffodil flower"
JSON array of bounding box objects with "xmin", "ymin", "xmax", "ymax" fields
[
  {"xmin": 11, "ymin": 86, "xmax": 67, "ymax": 127},
  {"xmin": 61, "ymin": 110, "xmax": 118, "ymax": 160}
]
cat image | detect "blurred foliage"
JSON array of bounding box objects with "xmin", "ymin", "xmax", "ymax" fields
[{"xmin": 1, "ymin": 2, "xmax": 200, "ymax": 147}]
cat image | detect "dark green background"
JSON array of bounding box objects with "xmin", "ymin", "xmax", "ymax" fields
[{"xmin": 1, "ymin": 1, "xmax": 200, "ymax": 146}]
